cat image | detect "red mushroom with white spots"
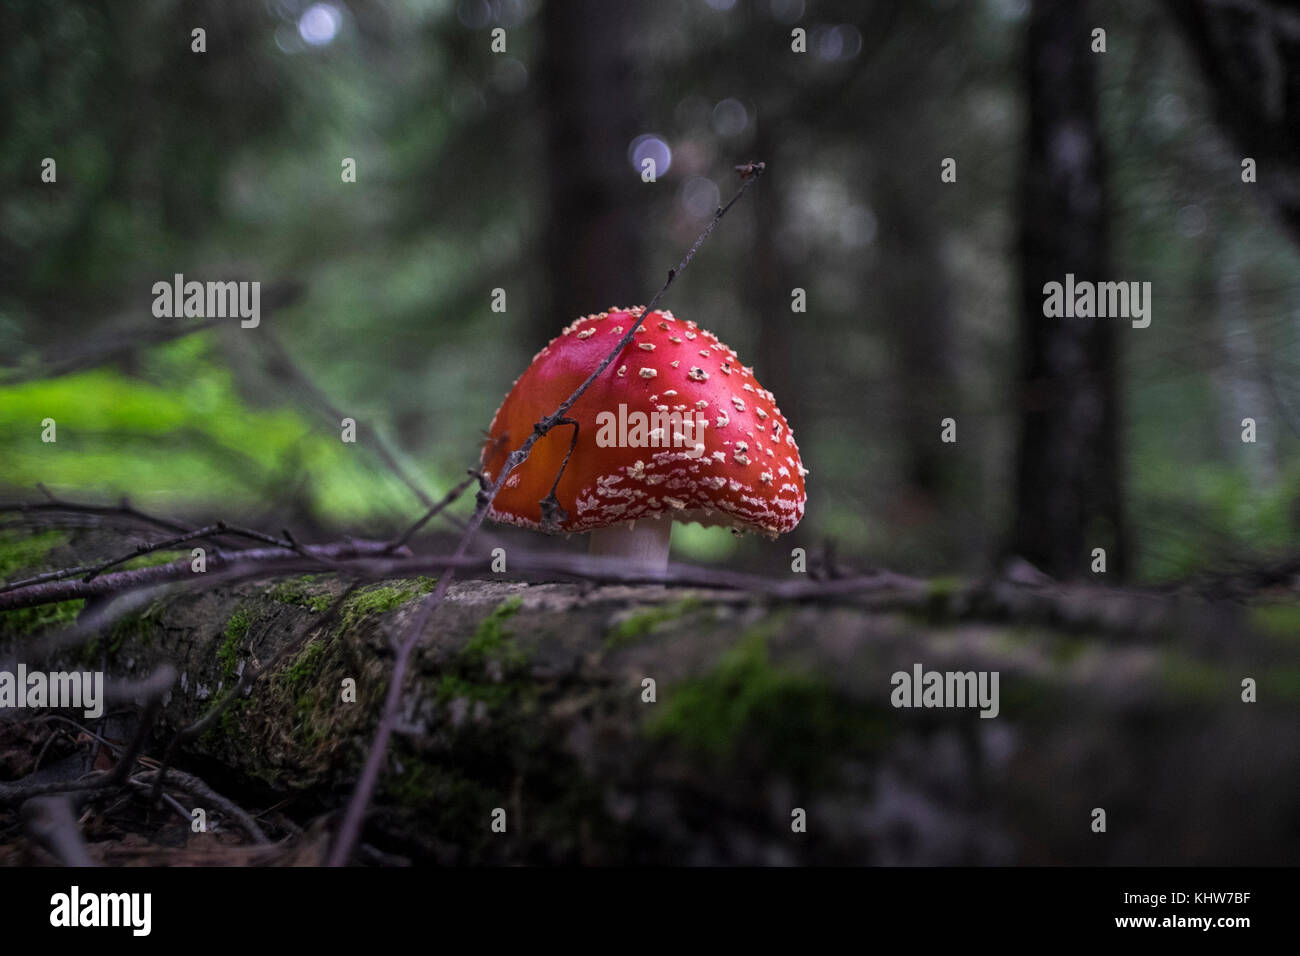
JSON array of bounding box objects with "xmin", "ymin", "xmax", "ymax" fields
[{"xmin": 480, "ymin": 306, "xmax": 807, "ymax": 569}]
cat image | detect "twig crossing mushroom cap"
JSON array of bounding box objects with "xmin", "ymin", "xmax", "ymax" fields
[{"xmin": 481, "ymin": 307, "xmax": 807, "ymax": 537}]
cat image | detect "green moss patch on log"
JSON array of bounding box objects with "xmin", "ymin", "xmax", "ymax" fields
[
  {"xmin": 276, "ymin": 635, "xmax": 345, "ymax": 748},
  {"xmin": 0, "ymin": 530, "xmax": 84, "ymax": 640},
  {"xmin": 1250, "ymin": 603, "xmax": 1300, "ymax": 642},
  {"xmin": 107, "ymin": 600, "xmax": 164, "ymax": 653},
  {"xmin": 649, "ymin": 629, "xmax": 890, "ymax": 780},
  {"xmin": 0, "ymin": 529, "xmax": 69, "ymax": 580},
  {"xmin": 119, "ymin": 550, "xmax": 187, "ymax": 570},
  {"xmin": 460, "ymin": 596, "xmax": 525, "ymax": 666},
  {"xmin": 338, "ymin": 578, "xmax": 437, "ymax": 633},
  {"xmin": 2, "ymin": 598, "xmax": 85, "ymax": 642},
  {"xmin": 218, "ymin": 607, "xmax": 253, "ymax": 680},
  {"xmin": 605, "ymin": 596, "xmax": 705, "ymax": 648},
  {"xmin": 435, "ymin": 596, "xmax": 532, "ymax": 710},
  {"xmin": 265, "ymin": 574, "xmax": 332, "ymax": 611},
  {"xmin": 375, "ymin": 595, "xmax": 627, "ymax": 863}
]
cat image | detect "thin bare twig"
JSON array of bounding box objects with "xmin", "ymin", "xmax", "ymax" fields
[
  {"xmin": 0, "ymin": 489, "xmax": 351, "ymax": 584},
  {"xmin": 539, "ymin": 418, "xmax": 580, "ymax": 531},
  {"xmin": 0, "ymin": 486, "xmax": 193, "ymax": 537},
  {"xmin": 82, "ymin": 520, "xmax": 354, "ymax": 581},
  {"xmin": 0, "ymin": 521, "xmax": 340, "ymax": 596},
  {"xmin": 386, "ymin": 465, "xmax": 488, "ymax": 553}
]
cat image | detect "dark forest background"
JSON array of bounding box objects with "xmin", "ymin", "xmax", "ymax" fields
[{"xmin": 4, "ymin": 0, "xmax": 1300, "ymax": 585}]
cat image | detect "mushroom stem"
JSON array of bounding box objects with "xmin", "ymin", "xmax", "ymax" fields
[{"xmin": 588, "ymin": 518, "xmax": 672, "ymax": 572}]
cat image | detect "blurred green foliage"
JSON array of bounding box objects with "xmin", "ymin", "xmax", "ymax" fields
[{"xmin": 0, "ymin": 336, "xmax": 433, "ymax": 523}]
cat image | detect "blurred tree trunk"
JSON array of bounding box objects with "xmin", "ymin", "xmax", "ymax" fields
[
  {"xmin": 1009, "ymin": 0, "xmax": 1127, "ymax": 579},
  {"xmin": 538, "ymin": 0, "xmax": 646, "ymax": 339},
  {"xmin": 1165, "ymin": 0, "xmax": 1300, "ymax": 242},
  {"xmin": 875, "ymin": 163, "xmax": 957, "ymax": 513}
]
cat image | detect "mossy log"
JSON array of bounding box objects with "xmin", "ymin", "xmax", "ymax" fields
[{"xmin": 2, "ymin": 529, "xmax": 1299, "ymax": 865}]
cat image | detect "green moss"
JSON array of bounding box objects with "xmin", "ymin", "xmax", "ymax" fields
[
  {"xmin": 605, "ymin": 596, "xmax": 703, "ymax": 648},
  {"xmin": 209, "ymin": 695, "xmax": 249, "ymax": 746},
  {"xmin": 293, "ymin": 687, "xmax": 335, "ymax": 747},
  {"xmin": 2, "ymin": 598, "xmax": 85, "ymax": 640},
  {"xmin": 267, "ymin": 574, "xmax": 333, "ymax": 611},
  {"xmin": 920, "ymin": 576, "xmax": 965, "ymax": 622},
  {"xmin": 267, "ymin": 580, "xmax": 305, "ymax": 604},
  {"xmin": 1046, "ymin": 634, "xmax": 1090, "ymax": 666},
  {"xmin": 288, "ymin": 676, "xmax": 340, "ymax": 749},
  {"xmin": 119, "ymin": 550, "xmax": 186, "ymax": 570},
  {"xmin": 649, "ymin": 631, "xmax": 887, "ymax": 778},
  {"xmin": 993, "ymin": 678, "xmax": 1051, "ymax": 719},
  {"xmin": 284, "ymin": 640, "xmax": 327, "ymax": 687},
  {"xmin": 982, "ymin": 628, "xmax": 1037, "ymax": 660},
  {"xmin": 219, "ymin": 608, "xmax": 253, "ymax": 680},
  {"xmin": 436, "ymin": 672, "xmax": 516, "ymax": 707},
  {"xmin": 1269, "ymin": 668, "xmax": 1300, "ymax": 702},
  {"xmin": 461, "ymin": 596, "xmax": 525, "ymax": 666},
  {"xmin": 1161, "ymin": 658, "xmax": 1300, "ymax": 705},
  {"xmin": 0, "ymin": 532, "xmax": 164, "ymax": 641},
  {"xmin": 107, "ymin": 601, "xmax": 162, "ymax": 653},
  {"xmin": 926, "ymin": 576, "xmax": 962, "ymax": 600},
  {"xmin": 380, "ymin": 756, "xmax": 494, "ymax": 814},
  {"xmin": 434, "ymin": 597, "xmax": 533, "ymax": 711},
  {"xmin": 338, "ymin": 577, "xmax": 437, "ymax": 632},
  {"xmin": 1162, "ymin": 654, "xmax": 1226, "ymax": 701},
  {"xmin": 256, "ymin": 639, "xmax": 337, "ymax": 750},
  {"xmin": 1250, "ymin": 603, "xmax": 1300, "ymax": 641},
  {"xmin": 0, "ymin": 530, "xmax": 68, "ymax": 580},
  {"xmin": 384, "ymin": 758, "xmax": 443, "ymax": 806}
]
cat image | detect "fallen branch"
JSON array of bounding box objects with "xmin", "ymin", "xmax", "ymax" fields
[{"xmin": 0, "ymin": 538, "xmax": 399, "ymax": 612}]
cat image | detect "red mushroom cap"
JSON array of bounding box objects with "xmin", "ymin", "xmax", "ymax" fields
[{"xmin": 481, "ymin": 307, "xmax": 807, "ymax": 537}]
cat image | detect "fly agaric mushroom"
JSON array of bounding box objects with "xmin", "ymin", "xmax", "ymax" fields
[{"xmin": 480, "ymin": 306, "xmax": 807, "ymax": 569}]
